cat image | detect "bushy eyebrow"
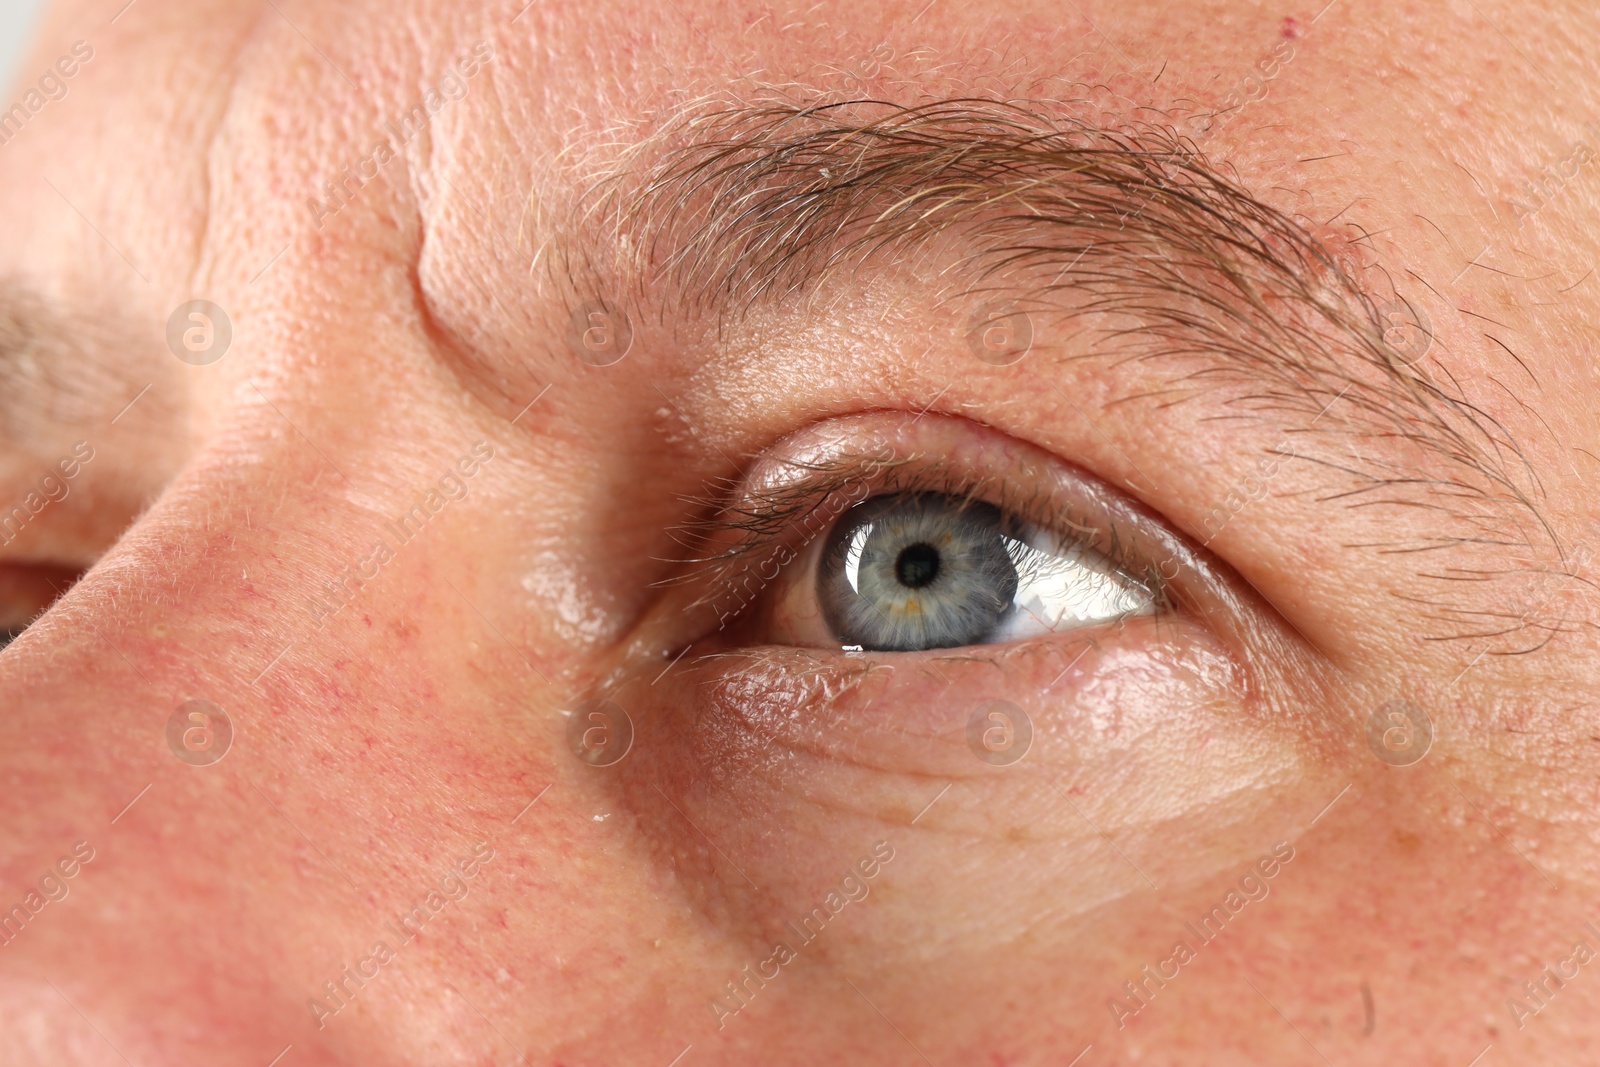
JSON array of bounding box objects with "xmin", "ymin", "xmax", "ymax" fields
[{"xmin": 565, "ymin": 97, "xmax": 1552, "ymax": 573}]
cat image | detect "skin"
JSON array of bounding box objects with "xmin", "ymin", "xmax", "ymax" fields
[{"xmin": 1, "ymin": 0, "xmax": 1599, "ymax": 1063}]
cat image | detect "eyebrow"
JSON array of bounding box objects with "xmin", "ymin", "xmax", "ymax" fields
[
  {"xmin": 565, "ymin": 97, "xmax": 1552, "ymax": 568},
  {"xmin": 0, "ymin": 289, "xmax": 96, "ymax": 446},
  {"xmin": 0, "ymin": 288, "xmax": 143, "ymax": 444}
]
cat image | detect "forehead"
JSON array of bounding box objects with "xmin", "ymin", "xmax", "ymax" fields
[{"xmin": 3, "ymin": 0, "xmax": 1597, "ymax": 381}]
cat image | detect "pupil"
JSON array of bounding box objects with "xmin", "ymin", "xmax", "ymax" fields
[{"xmin": 894, "ymin": 543, "xmax": 942, "ymax": 589}]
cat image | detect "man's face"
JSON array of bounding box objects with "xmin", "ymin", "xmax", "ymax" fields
[{"xmin": 2, "ymin": 0, "xmax": 1598, "ymax": 1063}]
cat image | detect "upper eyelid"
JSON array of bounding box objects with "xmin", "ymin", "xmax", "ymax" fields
[
  {"xmin": 654, "ymin": 446, "xmax": 909, "ymax": 591},
  {"xmin": 655, "ymin": 440, "xmax": 1165, "ymax": 614}
]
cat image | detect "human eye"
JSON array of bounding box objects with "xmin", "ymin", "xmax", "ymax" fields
[
  {"xmin": 628, "ymin": 408, "xmax": 1271, "ymax": 944},
  {"xmin": 778, "ymin": 491, "xmax": 1156, "ymax": 652},
  {"xmin": 672, "ymin": 412, "xmax": 1187, "ymax": 659}
]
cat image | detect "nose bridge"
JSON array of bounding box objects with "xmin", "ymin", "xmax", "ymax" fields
[
  {"xmin": 0, "ymin": 305, "xmax": 476, "ymax": 789},
  {"xmin": 0, "ymin": 322, "xmax": 538, "ymax": 772},
  {"xmin": 1, "ymin": 420, "xmax": 336, "ymax": 756},
  {"xmin": 0, "ymin": 377, "xmax": 556, "ymax": 1059},
  {"xmin": 0, "ymin": 440, "xmax": 333, "ymax": 1018}
]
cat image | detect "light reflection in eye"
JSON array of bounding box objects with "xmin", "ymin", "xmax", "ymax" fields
[
  {"xmin": 992, "ymin": 525, "xmax": 1154, "ymax": 642},
  {"xmin": 819, "ymin": 493, "xmax": 1153, "ymax": 652}
]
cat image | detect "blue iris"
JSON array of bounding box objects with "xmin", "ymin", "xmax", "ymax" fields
[{"xmin": 819, "ymin": 494, "xmax": 1020, "ymax": 651}]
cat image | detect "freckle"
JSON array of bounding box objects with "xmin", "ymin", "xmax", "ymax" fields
[{"xmin": 1392, "ymin": 829, "xmax": 1422, "ymax": 852}]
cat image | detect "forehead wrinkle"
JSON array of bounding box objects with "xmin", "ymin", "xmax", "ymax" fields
[{"xmin": 554, "ymin": 93, "xmax": 1553, "ymax": 574}]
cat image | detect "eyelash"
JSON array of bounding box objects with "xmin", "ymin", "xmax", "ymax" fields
[{"xmin": 662, "ymin": 446, "xmax": 1171, "ymax": 638}]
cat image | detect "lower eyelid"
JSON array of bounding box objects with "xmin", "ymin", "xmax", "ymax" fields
[{"xmin": 666, "ymin": 610, "xmax": 1244, "ymax": 780}]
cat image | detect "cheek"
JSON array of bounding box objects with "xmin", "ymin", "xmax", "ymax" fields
[{"xmin": 615, "ymin": 615, "xmax": 1309, "ymax": 968}]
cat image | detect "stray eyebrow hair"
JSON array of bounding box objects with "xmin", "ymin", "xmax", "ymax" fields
[{"xmin": 562, "ymin": 97, "xmax": 1554, "ymax": 579}]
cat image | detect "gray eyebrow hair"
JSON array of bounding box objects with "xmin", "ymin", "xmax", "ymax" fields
[
  {"xmin": 569, "ymin": 97, "xmax": 1554, "ymax": 578},
  {"xmin": 0, "ymin": 289, "xmax": 106, "ymax": 443},
  {"xmin": 0, "ymin": 289, "xmax": 138, "ymax": 431},
  {"xmin": 0, "ymin": 287, "xmax": 175, "ymax": 452}
]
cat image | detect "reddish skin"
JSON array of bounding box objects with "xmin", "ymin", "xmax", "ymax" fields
[{"xmin": 1, "ymin": 0, "xmax": 1599, "ymax": 1064}]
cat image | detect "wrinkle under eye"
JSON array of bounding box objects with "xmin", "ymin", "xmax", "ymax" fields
[{"xmin": 817, "ymin": 492, "xmax": 1153, "ymax": 652}]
